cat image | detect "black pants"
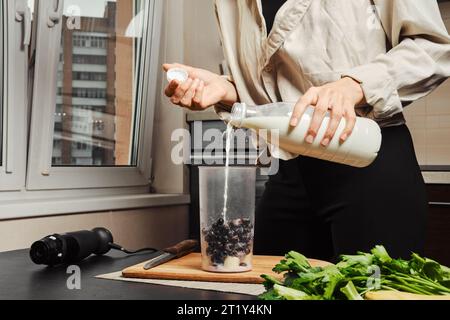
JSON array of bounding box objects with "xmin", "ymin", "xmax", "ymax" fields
[{"xmin": 254, "ymin": 125, "xmax": 428, "ymax": 262}]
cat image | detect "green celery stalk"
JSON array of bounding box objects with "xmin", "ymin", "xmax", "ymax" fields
[
  {"xmin": 340, "ymin": 281, "xmax": 363, "ymax": 300},
  {"xmin": 273, "ymin": 284, "xmax": 316, "ymax": 300}
]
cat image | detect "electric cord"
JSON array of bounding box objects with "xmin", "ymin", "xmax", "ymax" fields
[{"xmin": 109, "ymin": 243, "xmax": 158, "ymax": 255}]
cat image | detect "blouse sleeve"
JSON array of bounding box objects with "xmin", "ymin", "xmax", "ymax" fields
[{"xmin": 342, "ymin": 0, "xmax": 450, "ymax": 119}]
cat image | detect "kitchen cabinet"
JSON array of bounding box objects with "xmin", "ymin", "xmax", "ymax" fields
[{"xmin": 425, "ymin": 185, "xmax": 450, "ymax": 266}]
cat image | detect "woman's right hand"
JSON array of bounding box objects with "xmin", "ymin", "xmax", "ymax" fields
[{"xmin": 163, "ymin": 63, "xmax": 238, "ymax": 111}]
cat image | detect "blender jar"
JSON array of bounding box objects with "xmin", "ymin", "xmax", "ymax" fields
[{"xmin": 199, "ymin": 166, "xmax": 256, "ymax": 273}]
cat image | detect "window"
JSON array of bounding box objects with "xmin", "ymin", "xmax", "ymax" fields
[
  {"xmin": 24, "ymin": 0, "xmax": 163, "ymax": 190},
  {"xmin": 72, "ymin": 88, "xmax": 107, "ymax": 99},
  {"xmin": 73, "ymin": 34, "xmax": 108, "ymax": 49},
  {"xmin": 72, "ymin": 54, "xmax": 107, "ymax": 65},
  {"xmin": 0, "ymin": 0, "xmax": 190, "ymax": 219},
  {"xmin": 73, "ymin": 72, "xmax": 107, "ymax": 81},
  {"xmin": 0, "ymin": 0, "xmax": 29, "ymax": 190},
  {"xmin": 0, "ymin": 0, "xmax": 3, "ymax": 167},
  {"xmin": 50, "ymin": 1, "xmax": 143, "ymax": 171}
]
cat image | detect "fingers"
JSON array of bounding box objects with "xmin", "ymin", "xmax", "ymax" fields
[
  {"xmin": 290, "ymin": 88, "xmax": 318, "ymax": 127},
  {"xmin": 162, "ymin": 63, "xmax": 173, "ymax": 72},
  {"xmin": 164, "ymin": 80, "xmax": 179, "ymax": 98},
  {"xmin": 192, "ymin": 81, "xmax": 205, "ymax": 109},
  {"xmin": 168, "ymin": 78, "xmax": 206, "ymax": 110},
  {"xmin": 293, "ymin": 79, "xmax": 359, "ymax": 145},
  {"xmin": 340, "ymin": 106, "xmax": 357, "ymax": 143},
  {"xmin": 171, "ymin": 78, "xmax": 193, "ymax": 104},
  {"xmin": 180, "ymin": 79, "xmax": 200, "ymax": 107},
  {"xmin": 306, "ymin": 93, "xmax": 330, "ymax": 144},
  {"xmin": 321, "ymin": 97, "xmax": 344, "ymax": 147}
]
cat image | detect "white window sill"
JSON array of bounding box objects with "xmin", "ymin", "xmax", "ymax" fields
[{"xmin": 0, "ymin": 193, "xmax": 191, "ymax": 221}]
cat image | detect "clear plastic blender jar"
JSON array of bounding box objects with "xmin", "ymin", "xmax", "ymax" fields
[{"xmin": 199, "ymin": 166, "xmax": 256, "ymax": 273}]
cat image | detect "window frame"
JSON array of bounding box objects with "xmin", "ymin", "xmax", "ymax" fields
[
  {"xmin": 0, "ymin": 0, "xmax": 3, "ymax": 170},
  {"xmin": 26, "ymin": 0, "xmax": 163, "ymax": 190},
  {"xmin": 0, "ymin": 0, "xmax": 29, "ymax": 191}
]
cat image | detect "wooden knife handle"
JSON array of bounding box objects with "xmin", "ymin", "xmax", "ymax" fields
[{"xmin": 164, "ymin": 240, "xmax": 199, "ymax": 257}]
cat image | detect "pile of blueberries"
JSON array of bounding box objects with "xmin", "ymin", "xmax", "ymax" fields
[{"xmin": 202, "ymin": 217, "xmax": 254, "ymax": 265}]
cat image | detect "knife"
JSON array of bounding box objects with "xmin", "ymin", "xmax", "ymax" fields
[{"xmin": 143, "ymin": 239, "xmax": 199, "ymax": 270}]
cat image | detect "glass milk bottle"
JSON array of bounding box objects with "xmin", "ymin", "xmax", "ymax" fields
[{"xmin": 229, "ymin": 103, "xmax": 382, "ymax": 168}]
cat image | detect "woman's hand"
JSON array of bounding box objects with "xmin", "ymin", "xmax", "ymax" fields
[
  {"xmin": 290, "ymin": 77, "xmax": 365, "ymax": 146},
  {"xmin": 163, "ymin": 63, "xmax": 238, "ymax": 110}
]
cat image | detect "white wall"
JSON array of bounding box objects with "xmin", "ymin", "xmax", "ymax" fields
[
  {"xmin": 183, "ymin": 0, "xmax": 225, "ymax": 121},
  {"xmin": 183, "ymin": 0, "xmax": 223, "ymax": 73},
  {"xmin": 152, "ymin": 0, "xmax": 226, "ymax": 192},
  {"xmin": 0, "ymin": 206, "xmax": 189, "ymax": 252},
  {"xmin": 404, "ymin": 3, "xmax": 450, "ymax": 166},
  {"xmin": 152, "ymin": 0, "xmax": 188, "ymax": 194}
]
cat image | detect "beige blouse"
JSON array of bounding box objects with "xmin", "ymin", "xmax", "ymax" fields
[{"xmin": 214, "ymin": 0, "xmax": 450, "ymax": 129}]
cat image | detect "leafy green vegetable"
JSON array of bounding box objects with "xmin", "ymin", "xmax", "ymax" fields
[
  {"xmin": 321, "ymin": 265, "xmax": 345, "ymax": 300},
  {"xmin": 261, "ymin": 274, "xmax": 283, "ymax": 289},
  {"xmin": 273, "ymin": 285, "xmax": 318, "ymax": 300},
  {"xmin": 371, "ymin": 245, "xmax": 392, "ymax": 264},
  {"xmin": 259, "ymin": 245, "xmax": 450, "ymax": 300},
  {"xmin": 259, "ymin": 288, "xmax": 283, "ymax": 301},
  {"xmin": 338, "ymin": 253, "xmax": 373, "ymax": 267},
  {"xmin": 340, "ymin": 281, "xmax": 363, "ymax": 300},
  {"xmin": 273, "ymin": 251, "xmax": 311, "ymax": 274}
]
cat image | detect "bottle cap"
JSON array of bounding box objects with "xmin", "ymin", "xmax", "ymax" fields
[
  {"xmin": 229, "ymin": 103, "xmax": 247, "ymax": 128},
  {"xmin": 167, "ymin": 68, "xmax": 189, "ymax": 83}
]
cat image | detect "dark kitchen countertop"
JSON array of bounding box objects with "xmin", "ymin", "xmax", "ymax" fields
[{"xmin": 0, "ymin": 249, "xmax": 255, "ymax": 300}]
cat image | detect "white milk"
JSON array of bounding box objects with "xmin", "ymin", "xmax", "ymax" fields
[
  {"xmin": 231, "ymin": 103, "xmax": 382, "ymax": 168},
  {"xmin": 222, "ymin": 122, "xmax": 234, "ymax": 219}
]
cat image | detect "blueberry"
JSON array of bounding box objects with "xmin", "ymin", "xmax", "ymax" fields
[
  {"xmin": 212, "ymin": 251, "xmax": 226, "ymax": 264},
  {"xmin": 216, "ymin": 228, "xmax": 226, "ymax": 236},
  {"xmin": 239, "ymin": 244, "xmax": 246, "ymax": 251},
  {"xmin": 225, "ymin": 243, "xmax": 234, "ymax": 253},
  {"xmin": 230, "ymin": 235, "xmax": 239, "ymax": 244},
  {"xmin": 243, "ymin": 227, "xmax": 251, "ymax": 233},
  {"xmin": 203, "ymin": 217, "xmax": 253, "ymax": 264}
]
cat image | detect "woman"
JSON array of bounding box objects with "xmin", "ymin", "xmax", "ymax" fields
[{"xmin": 164, "ymin": 0, "xmax": 450, "ymax": 261}]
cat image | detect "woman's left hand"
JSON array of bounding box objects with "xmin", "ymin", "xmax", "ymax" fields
[{"xmin": 289, "ymin": 77, "xmax": 365, "ymax": 146}]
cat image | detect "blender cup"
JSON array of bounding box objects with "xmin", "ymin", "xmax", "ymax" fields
[{"xmin": 199, "ymin": 166, "xmax": 256, "ymax": 273}]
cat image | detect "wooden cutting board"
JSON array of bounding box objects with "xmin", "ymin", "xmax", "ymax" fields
[{"xmin": 122, "ymin": 253, "xmax": 331, "ymax": 284}]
